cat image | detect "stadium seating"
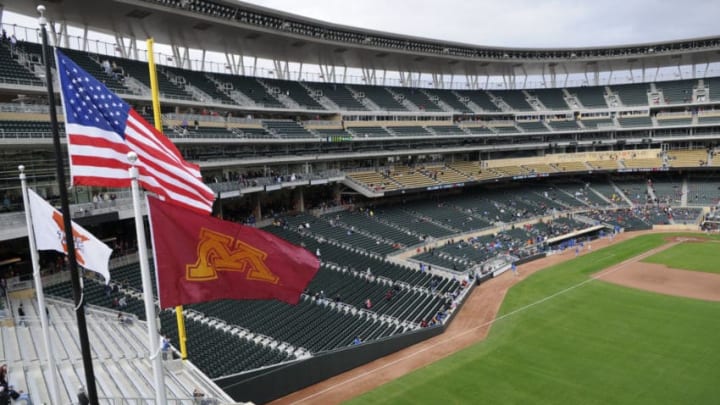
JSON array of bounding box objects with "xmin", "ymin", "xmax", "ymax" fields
[
  {"xmin": 618, "ymin": 116, "xmax": 652, "ymax": 128},
  {"xmin": 427, "ymin": 125, "xmax": 463, "ymax": 136},
  {"xmin": 163, "ymin": 66, "xmax": 236, "ymax": 105},
  {"xmin": 351, "ymin": 85, "xmax": 407, "ymax": 111},
  {"xmin": 347, "ymin": 126, "xmax": 393, "ymax": 138},
  {"xmin": 455, "ymin": 90, "xmax": 501, "ymax": 112},
  {"xmin": 423, "ymin": 89, "xmax": 473, "ymax": 113},
  {"xmin": 60, "ymin": 48, "xmax": 130, "ymax": 94},
  {"xmin": 115, "ymin": 57, "xmax": 191, "ymax": 100},
  {"xmin": 517, "ymin": 121, "xmax": 548, "ymax": 132},
  {"xmin": 263, "ymin": 120, "xmax": 317, "ymax": 139},
  {"xmin": 657, "ymin": 116, "xmax": 693, "ymax": 126},
  {"xmin": 686, "ymin": 179, "xmax": 720, "ymax": 205},
  {"xmin": 305, "ymin": 82, "xmax": 367, "ymax": 110},
  {"xmin": 668, "ymin": 149, "xmax": 707, "ymax": 167},
  {"xmin": 389, "ymin": 87, "xmax": 443, "ymax": 112},
  {"xmin": 210, "ymin": 73, "xmax": 285, "ymax": 108},
  {"xmin": 490, "ymin": 90, "xmax": 533, "ymax": 111},
  {"xmin": 0, "ymin": 44, "xmax": 43, "ymax": 87},
  {"xmin": 580, "ymin": 117, "xmax": 615, "ymax": 129},
  {"xmin": 612, "ymin": 83, "xmax": 650, "ymax": 106},
  {"xmin": 527, "ymin": 88, "xmax": 570, "ymax": 110},
  {"xmin": 347, "ymin": 171, "xmax": 400, "ymax": 191},
  {"xmin": 655, "ymin": 79, "xmax": 696, "ymax": 104},
  {"xmin": 548, "ymin": 120, "xmax": 581, "ymax": 131},
  {"xmin": 262, "ymin": 78, "xmax": 325, "ymax": 110},
  {"xmin": 391, "ymin": 126, "xmax": 432, "ymax": 137},
  {"xmin": 570, "ymin": 86, "xmax": 608, "ymax": 108}
]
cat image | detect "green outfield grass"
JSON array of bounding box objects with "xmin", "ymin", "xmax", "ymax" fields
[
  {"xmin": 642, "ymin": 241, "xmax": 720, "ymax": 274},
  {"xmin": 347, "ymin": 233, "xmax": 720, "ymax": 405}
]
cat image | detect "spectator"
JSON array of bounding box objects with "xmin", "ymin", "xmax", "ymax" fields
[
  {"xmin": 161, "ymin": 336, "xmax": 171, "ymax": 360},
  {"xmin": 17, "ymin": 304, "xmax": 26, "ymax": 327},
  {"xmin": 77, "ymin": 386, "xmax": 90, "ymax": 405}
]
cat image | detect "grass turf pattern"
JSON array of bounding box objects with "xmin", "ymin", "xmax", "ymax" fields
[
  {"xmin": 347, "ymin": 234, "xmax": 720, "ymax": 404},
  {"xmin": 642, "ymin": 241, "xmax": 720, "ymax": 274}
]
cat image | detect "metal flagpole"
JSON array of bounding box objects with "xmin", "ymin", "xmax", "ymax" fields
[
  {"xmin": 37, "ymin": 5, "xmax": 99, "ymax": 403},
  {"xmin": 145, "ymin": 37, "xmax": 189, "ymax": 361},
  {"xmin": 19, "ymin": 165, "xmax": 61, "ymax": 405},
  {"xmin": 127, "ymin": 151, "xmax": 167, "ymax": 404}
]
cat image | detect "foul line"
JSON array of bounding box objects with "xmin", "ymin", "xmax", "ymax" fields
[{"xmin": 291, "ymin": 241, "xmax": 679, "ymax": 404}]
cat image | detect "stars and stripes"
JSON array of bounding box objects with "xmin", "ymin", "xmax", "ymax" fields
[{"xmin": 56, "ymin": 49, "xmax": 215, "ymax": 214}]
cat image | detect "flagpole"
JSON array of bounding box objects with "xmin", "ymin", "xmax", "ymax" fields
[
  {"xmin": 37, "ymin": 5, "xmax": 99, "ymax": 403},
  {"xmin": 146, "ymin": 37, "xmax": 189, "ymax": 361},
  {"xmin": 19, "ymin": 165, "xmax": 61, "ymax": 405},
  {"xmin": 127, "ymin": 151, "xmax": 167, "ymax": 404}
]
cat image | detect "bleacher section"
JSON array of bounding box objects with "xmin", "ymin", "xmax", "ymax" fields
[
  {"xmin": 612, "ymin": 83, "xmax": 649, "ymax": 106},
  {"xmin": 263, "ymin": 120, "xmax": 316, "ymax": 139},
  {"xmin": 491, "ymin": 90, "xmax": 533, "ymax": 111},
  {"xmin": 587, "ymin": 159, "xmax": 620, "ymax": 170},
  {"xmin": 60, "ymin": 48, "xmax": 129, "ymax": 94},
  {"xmin": 388, "ymin": 169, "xmax": 438, "ymax": 188},
  {"xmin": 580, "ymin": 118, "xmax": 615, "ymax": 129},
  {"xmin": 352, "ymin": 85, "xmax": 407, "ymax": 111},
  {"xmin": 668, "ymin": 149, "xmax": 708, "ymax": 167},
  {"xmin": 686, "ymin": 179, "xmax": 720, "ymax": 205},
  {"xmin": 389, "ymin": 87, "xmax": 443, "ymax": 112},
  {"xmin": 347, "ymin": 126, "xmax": 393, "ymax": 138},
  {"xmin": 461, "ymin": 125, "xmax": 495, "ymax": 135},
  {"xmin": 427, "ymin": 125, "xmax": 463, "ymax": 135},
  {"xmin": 570, "ymin": 86, "xmax": 608, "ymax": 108},
  {"xmin": 391, "ymin": 126, "xmax": 432, "ymax": 137},
  {"xmin": 211, "ymin": 73, "xmax": 285, "ymax": 108},
  {"xmin": 164, "ymin": 66, "xmax": 236, "ymax": 104},
  {"xmin": 424, "ymin": 89, "xmax": 473, "ymax": 113},
  {"xmin": 528, "ymin": 88, "xmax": 569, "ymax": 110},
  {"xmin": 455, "ymin": 90, "xmax": 501, "ymax": 112},
  {"xmin": 657, "ymin": 116, "xmax": 693, "ymax": 126},
  {"xmin": 517, "ymin": 121, "xmax": 548, "ymax": 132},
  {"xmin": 263, "ymin": 78, "xmax": 325, "ymax": 110},
  {"xmin": 0, "ymin": 45, "xmax": 43, "ymax": 87},
  {"xmin": 548, "ymin": 120, "xmax": 581, "ymax": 131},
  {"xmin": 347, "ymin": 171, "xmax": 400, "ymax": 192},
  {"xmin": 618, "ymin": 116, "xmax": 652, "ymax": 128},
  {"xmin": 655, "ymin": 80, "xmax": 695, "ymax": 104},
  {"xmin": 554, "ymin": 161, "xmax": 589, "ymax": 172},
  {"xmin": 115, "ymin": 58, "xmax": 190, "ymax": 99},
  {"xmin": 621, "ymin": 157, "xmax": 663, "ymax": 169},
  {"xmin": 307, "ymin": 83, "xmax": 367, "ymax": 110}
]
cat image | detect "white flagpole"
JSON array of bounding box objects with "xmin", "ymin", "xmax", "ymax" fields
[
  {"xmin": 19, "ymin": 165, "xmax": 61, "ymax": 405},
  {"xmin": 127, "ymin": 152, "xmax": 167, "ymax": 404}
]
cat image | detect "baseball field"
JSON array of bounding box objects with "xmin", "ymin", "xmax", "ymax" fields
[{"xmin": 346, "ymin": 233, "xmax": 720, "ymax": 405}]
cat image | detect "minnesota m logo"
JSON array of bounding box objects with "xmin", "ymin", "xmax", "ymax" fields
[{"xmin": 187, "ymin": 228, "xmax": 279, "ymax": 284}]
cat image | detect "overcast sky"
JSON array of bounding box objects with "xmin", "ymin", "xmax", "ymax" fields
[
  {"xmin": 237, "ymin": 0, "xmax": 720, "ymax": 48},
  {"xmin": 3, "ymin": 0, "xmax": 719, "ymax": 48}
]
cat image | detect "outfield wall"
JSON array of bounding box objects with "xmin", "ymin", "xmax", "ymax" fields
[
  {"xmin": 216, "ymin": 316, "xmax": 444, "ymax": 403},
  {"xmin": 216, "ymin": 280, "xmax": 479, "ymax": 403}
]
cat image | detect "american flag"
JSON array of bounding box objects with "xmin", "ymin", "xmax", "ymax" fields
[{"xmin": 56, "ymin": 49, "xmax": 215, "ymax": 214}]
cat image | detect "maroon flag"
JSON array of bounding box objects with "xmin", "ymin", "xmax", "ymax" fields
[{"xmin": 147, "ymin": 196, "xmax": 319, "ymax": 308}]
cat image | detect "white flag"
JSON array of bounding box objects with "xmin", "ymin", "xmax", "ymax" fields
[{"xmin": 28, "ymin": 189, "xmax": 112, "ymax": 283}]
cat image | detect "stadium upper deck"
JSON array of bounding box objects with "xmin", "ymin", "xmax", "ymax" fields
[{"xmin": 3, "ymin": 0, "xmax": 720, "ymax": 83}]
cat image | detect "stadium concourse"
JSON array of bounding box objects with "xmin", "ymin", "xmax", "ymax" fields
[{"xmin": 1, "ymin": 0, "xmax": 720, "ymax": 403}]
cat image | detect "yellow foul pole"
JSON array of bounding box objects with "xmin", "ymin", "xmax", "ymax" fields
[{"xmin": 146, "ymin": 38, "xmax": 188, "ymax": 360}]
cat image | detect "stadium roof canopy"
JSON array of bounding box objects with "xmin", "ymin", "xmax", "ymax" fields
[{"xmin": 6, "ymin": 0, "xmax": 720, "ymax": 80}]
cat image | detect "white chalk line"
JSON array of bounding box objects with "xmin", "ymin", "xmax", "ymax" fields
[{"xmin": 290, "ymin": 241, "xmax": 679, "ymax": 404}]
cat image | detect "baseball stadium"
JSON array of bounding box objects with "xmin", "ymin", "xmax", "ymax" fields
[{"xmin": 0, "ymin": 1, "xmax": 719, "ymax": 404}]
